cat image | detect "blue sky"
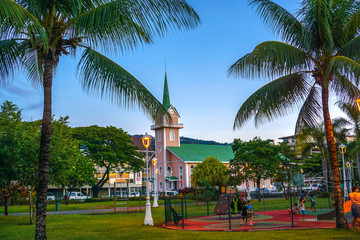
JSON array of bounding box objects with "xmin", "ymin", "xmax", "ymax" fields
[{"xmin": 0, "ymin": 0, "xmax": 343, "ymax": 143}]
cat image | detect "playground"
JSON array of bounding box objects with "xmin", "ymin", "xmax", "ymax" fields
[{"xmin": 164, "ymin": 193, "xmax": 353, "ymax": 231}]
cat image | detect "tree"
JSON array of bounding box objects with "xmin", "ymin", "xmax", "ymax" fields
[
  {"xmin": 0, "ymin": 101, "xmax": 23, "ymax": 216},
  {"xmin": 228, "ymin": 0, "xmax": 360, "ymax": 227},
  {"xmin": 334, "ymin": 101, "xmax": 360, "ymax": 183},
  {"xmin": 73, "ymin": 125, "xmax": 143, "ymax": 198},
  {"xmin": 231, "ymin": 137, "xmax": 280, "ymax": 202},
  {"xmin": 191, "ymin": 156, "xmax": 229, "ymax": 192},
  {"xmin": 296, "ymin": 122, "xmax": 330, "ymax": 191},
  {"xmin": 1, "ymin": 1, "xmax": 200, "ymax": 237}
]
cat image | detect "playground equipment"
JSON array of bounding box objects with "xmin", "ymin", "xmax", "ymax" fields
[{"xmin": 214, "ymin": 193, "xmax": 245, "ymax": 215}]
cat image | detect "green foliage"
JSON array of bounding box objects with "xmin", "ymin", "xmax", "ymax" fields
[
  {"xmin": 191, "ymin": 156, "xmax": 229, "ymax": 189},
  {"xmin": 231, "ymin": 137, "xmax": 281, "ymax": 184},
  {"xmin": 301, "ymin": 153, "xmax": 323, "ymax": 176}
]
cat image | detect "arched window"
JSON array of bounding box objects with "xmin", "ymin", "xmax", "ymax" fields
[
  {"xmin": 179, "ymin": 165, "xmax": 183, "ymax": 189},
  {"xmin": 167, "ymin": 166, "xmax": 172, "ymax": 176},
  {"xmin": 169, "ymin": 129, "xmax": 175, "ymax": 141},
  {"xmin": 159, "ymin": 181, "xmax": 163, "ymax": 191},
  {"xmin": 158, "ymin": 131, "xmax": 161, "ymax": 142},
  {"xmin": 190, "ymin": 165, "xmax": 194, "ymax": 175},
  {"xmin": 158, "ymin": 146, "xmax": 162, "ymax": 153},
  {"xmin": 159, "ymin": 166, "xmax": 162, "ymax": 175}
]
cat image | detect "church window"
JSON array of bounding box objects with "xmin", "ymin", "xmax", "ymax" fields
[
  {"xmin": 159, "ymin": 181, "xmax": 163, "ymax": 191},
  {"xmin": 159, "ymin": 166, "xmax": 162, "ymax": 175},
  {"xmin": 158, "ymin": 131, "xmax": 161, "ymax": 142},
  {"xmin": 169, "ymin": 130, "xmax": 175, "ymax": 141},
  {"xmin": 158, "ymin": 146, "xmax": 162, "ymax": 153}
]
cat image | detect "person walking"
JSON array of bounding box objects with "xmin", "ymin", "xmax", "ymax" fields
[{"xmin": 349, "ymin": 186, "xmax": 360, "ymax": 229}]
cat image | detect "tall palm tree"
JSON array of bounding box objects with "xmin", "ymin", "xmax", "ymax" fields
[
  {"xmin": 335, "ymin": 101, "xmax": 360, "ymax": 183},
  {"xmin": 296, "ymin": 122, "xmax": 330, "ymax": 191},
  {"xmin": 228, "ymin": 0, "xmax": 360, "ymax": 228},
  {"xmin": 0, "ymin": 1, "xmax": 200, "ymax": 239}
]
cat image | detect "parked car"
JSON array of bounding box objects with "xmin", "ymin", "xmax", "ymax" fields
[
  {"xmin": 166, "ymin": 190, "xmax": 178, "ymax": 196},
  {"xmin": 47, "ymin": 192, "xmax": 56, "ymax": 201},
  {"xmin": 129, "ymin": 191, "xmax": 140, "ymax": 197},
  {"xmin": 63, "ymin": 192, "xmax": 89, "ymax": 200}
]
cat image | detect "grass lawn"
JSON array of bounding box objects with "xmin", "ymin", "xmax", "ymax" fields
[
  {"xmin": 1, "ymin": 206, "xmax": 359, "ymax": 239},
  {"xmin": 0, "ymin": 200, "xmax": 165, "ymax": 214}
]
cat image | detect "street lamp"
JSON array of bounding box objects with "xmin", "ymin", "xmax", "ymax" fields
[
  {"xmin": 152, "ymin": 158, "xmax": 158, "ymax": 207},
  {"xmin": 339, "ymin": 143, "xmax": 348, "ymax": 202},
  {"xmin": 356, "ymin": 98, "xmax": 360, "ymax": 111},
  {"xmin": 245, "ymin": 162, "xmax": 251, "ymax": 200},
  {"xmin": 142, "ymin": 133, "xmax": 153, "ymax": 226}
]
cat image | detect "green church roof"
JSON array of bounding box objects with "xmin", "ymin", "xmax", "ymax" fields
[
  {"xmin": 167, "ymin": 144, "xmax": 234, "ymax": 163},
  {"xmin": 162, "ymin": 72, "xmax": 170, "ymax": 109}
]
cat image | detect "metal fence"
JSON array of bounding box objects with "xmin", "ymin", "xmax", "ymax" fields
[{"xmin": 164, "ymin": 192, "xmax": 351, "ymax": 231}]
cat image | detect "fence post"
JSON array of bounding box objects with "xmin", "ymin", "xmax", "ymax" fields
[
  {"xmin": 185, "ymin": 195, "xmax": 188, "ymax": 218},
  {"xmin": 164, "ymin": 198, "xmax": 167, "ymax": 225},
  {"xmin": 181, "ymin": 197, "xmax": 185, "ymax": 229},
  {"xmin": 206, "ymin": 194, "xmax": 209, "ymax": 216},
  {"xmin": 262, "ymin": 193, "xmax": 265, "ymax": 212},
  {"xmin": 289, "ymin": 189, "xmax": 294, "ymax": 228},
  {"xmin": 228, "ymin": 194, "xmax": 232, "ymax": 231}
]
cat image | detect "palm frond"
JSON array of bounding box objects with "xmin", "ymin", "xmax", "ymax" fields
[
  {"xmin": 295, "ymin": 85, "xmax": 322, "ymax": 136},
  {"xmin": 325, "ymin": 56, "xmax": 360, "ymax": 86},
  {"xmin": 233, "ymin": 72, "xmax": 310, "ymax": 129},
  {"xmin": 228, "ymin": 41, "xmax": 312, "ymax": 80},
  {"xmin": 335, "ymin": 101, "xmax": 360, "ymax": 125},
  {"xmin": 73, "ymin": 0, "xmax": 200, "ymax": 53},
  {"xmin": 1, "ymin": 0, "xmax": 45, "ymax": 40},
  {"xmin": 330, "ymin": 71, "xmax": 360, "ymax": 103},
  {"xmin": 77, "ymin": 48, "xmax": 168, "ymax": 120},
  {"xmin": 0, "ymin": 39, "xmax": 24, "ymax": 84},
  {"xmin": 248, "ymin": 0, "xmax": 305, "ymax": 47},
  {"xmin": 340, "ymin": 35, "xmax": 360, "ymax": 59},
  {"xmin": 344, "ymin": 1, "xmax": 360, "ymax": 40}
]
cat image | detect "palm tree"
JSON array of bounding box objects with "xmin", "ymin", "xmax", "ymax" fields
[
  {"xmin": 296, "ymin": 122, "xmax": 330, "ymax": 192},
  {"xmin": 335, "ymin": 101, "xmax": 360, "ymax": 183},
  {"xmin": 228, "ymin": 0, "xmax": 360, "ymax": 228},
  {"xmin": 0, "ymin": 1, "xmax": 200, "ymax": 238}
]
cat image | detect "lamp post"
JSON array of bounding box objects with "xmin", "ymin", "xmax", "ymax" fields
[
  {"xmin": 245, "ymin": 162, "xmax": 251, "ymax": 200},
  {"xmin": 152, "ymin": 158, "xmax": 158, "ymax": 207},
  {"xmin": 142, "ymin": 133, "xmax": 153, "ymax": 226},
  {"xmin": 339, "ymin": 143, "xmax": 347, "ymax": 202},
  {"xmin": 346, "ymin": 161, "xmax": 351, "ymax": 195}
]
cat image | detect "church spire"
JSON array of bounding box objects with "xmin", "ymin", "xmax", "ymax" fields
[{"xmin": 162, "ymin": 71, "xmax": 171, "ymax": 109}]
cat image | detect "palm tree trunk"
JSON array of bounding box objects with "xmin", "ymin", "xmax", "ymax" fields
[
  {"xmin": 322, "ymin": 85, "xmax": 348, "ymax": 228},
  {"xmin": 35, "ymin": 59, "xmax": 54, "ymax": 240},
  {"xmin": 357, "ymin": 152, "xmax": 360, "ymax": 183}
]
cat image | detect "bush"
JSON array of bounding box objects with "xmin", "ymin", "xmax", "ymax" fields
[{"xmin": 178, "ymin": 187, "xmax": 196, "ymax": 196}]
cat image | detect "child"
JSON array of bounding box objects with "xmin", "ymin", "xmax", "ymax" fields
[
  {"xmin": 246, "ymin": 200, "xmax": 254, "ymax": 226},
  {"xmin": 288, "ymin": 203, "xmax": 300, "ymax": 215},
  {"xmin": 240, "ymin": 201, "xmax": 248, "ymax": 225},
  {"xmin": 300, "ymin": 198, "xmax": 306, "ymax": 220},
  {"xmin": 308, "ymin": 195, "xmax": 316, "ymax": 213}
]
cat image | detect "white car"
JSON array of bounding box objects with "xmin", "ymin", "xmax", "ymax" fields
[
  {"xmin": 47, "ymin": 192, "xmax": 56, "ymax": 200},
  {"xmin": 63, "ymin": 192, "xmax": 89, "ymax": 200}
]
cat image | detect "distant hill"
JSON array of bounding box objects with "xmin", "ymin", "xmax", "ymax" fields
[{"xmin": 131, "ymin": 134, "xmax": 230, "ymax": 147}]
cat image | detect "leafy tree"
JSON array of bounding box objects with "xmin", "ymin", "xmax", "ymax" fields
[
  {"xmin": 191, "ymin": 156, "xmax": 229, "ymax": 192},
  {"xmin": 334, "ymin": 101, "xmax": 360, "ymax": 183},
  {"xmin": 272, "ymin": 142, "xmax": 299, "ymax": 194},
  {"xmin": 1, "ymin": 1, "xmax": 200, "ymax": 237},
  {"xmin": 296, "ymin": 122, "xmax": 330, "ymax": 191},
  {"xmin": 231, "ymin": 137, "xmax": 280, "ymax": 202},
  {"xmin": 0, "ymin": 101, "xmax": 23, "ymax": 216},
  {"xmin": 228, "ymin": 0, "xmax": 360, "ymax": 227},
  {"xmin": 73, "ymin": 125, "xmax": 143, "ymax": 197},
  {"xmin": 301, "ymin": 153, "xmax": 323, "ymax": 177}
]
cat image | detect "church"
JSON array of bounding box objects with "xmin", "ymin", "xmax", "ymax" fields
[{"xmin": 149, "ymin": 73, "xmax": 272, "ymax": 195}]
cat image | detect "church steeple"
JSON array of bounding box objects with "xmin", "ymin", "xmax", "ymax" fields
[{"xmin": 162, "ymin": 71, "xmax": 171, "ymax": 109}]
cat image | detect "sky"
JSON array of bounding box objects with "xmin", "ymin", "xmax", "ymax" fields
[{"xmin": 0, "ymin": 0, "xmax": 344, "ymax": 143}]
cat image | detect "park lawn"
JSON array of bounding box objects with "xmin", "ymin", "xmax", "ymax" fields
[
  {"xmin": 0, "ymin": 199, "xmax": 165, "ymax": 214},
  {"xmin": 1, "ymin": 206, "xmax": 359, "ymax": 240}
]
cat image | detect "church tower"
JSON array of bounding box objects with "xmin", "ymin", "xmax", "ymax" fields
[{"xmin": 151, "ymin": 72, "xmax": 183, "ymax": 194}]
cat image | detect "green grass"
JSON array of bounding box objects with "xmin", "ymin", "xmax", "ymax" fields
[
  {"xmin": 1, "ymin": 206, "xmax": 359, "ymax": 239},
  {"xmin": 0, "ymin": 200, "xmax": 165, "ymax": 214}
]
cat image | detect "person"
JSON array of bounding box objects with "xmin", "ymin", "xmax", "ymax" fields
[
  {"xmin": 349, "ymin": 186, "xmax": 360, "ymax": 229},
  {"xmin": 240, "ymin": 201, "xmax": 248, "ymax": 226},
  {"xmin": 288, "ymin": 203, "xmax": 300, "ymax": 215},
  {"xmin": 246, "ymin": 200, "xmax": 254, "ymax": 225},
  {"xmin": 299, "ymin": 190, "xmax": 305, "ymax": 202},
  {"xmin": 308, "ymin": 195, "xmax": 316, "ymax": 213},
  {"xmin": 300, "ymin": 198, "xmax": 306, "ymax": 220}
]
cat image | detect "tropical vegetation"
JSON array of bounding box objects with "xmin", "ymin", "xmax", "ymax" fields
[{"xmin": 228, "ymin": 0, "xmax": 360, "ymax": 228}]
